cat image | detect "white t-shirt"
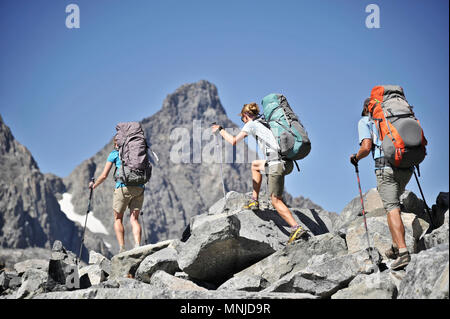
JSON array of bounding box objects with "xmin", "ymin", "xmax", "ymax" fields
[{"xmin": 241, "ymin": 120, "xmax": 281, "ymax": 165}]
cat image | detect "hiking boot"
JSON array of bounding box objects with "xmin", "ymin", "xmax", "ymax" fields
[
  {"xmin": 385, "ymin": 245, "xmax": 399, "ymax": 260},
  {"xmin": 391, "ymin": 251, "xmax": 411, "ymax": 270},
  {"xmin": 243, "ymin": 199, "xmax": 259, "ymax": 211},
  {"xmin": 287, "ymin": 226, "xmax": 308, "ymax": 244}
]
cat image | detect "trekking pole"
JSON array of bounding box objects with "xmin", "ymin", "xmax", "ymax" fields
[
  {"xmin": 212, "ymin": 123, "xmax": 228, "ymax": 210},
  {"xmin": 352, "ymin": 163, "xmax": 375, "ymax": 265},
  {"xmin": 77, "ymin": 177, "xmax": 95, "ymax": 265},
  {"xmin": 413, "ymin": 168, "xmax": 435, "ymax": 230}
]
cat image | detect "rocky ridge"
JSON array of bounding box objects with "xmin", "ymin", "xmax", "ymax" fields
[{"xmin": 1, "ymin": 188, "xmax": 448, "ymax": 300}]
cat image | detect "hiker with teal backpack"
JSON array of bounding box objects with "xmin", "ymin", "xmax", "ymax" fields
[
  {"xmin": 350, "ymin": 86, "xmax": 428, "ymax": 270},
  {"xmin": 89, "ymin": 122, "xmax": 152, "ymax": 254},
  {"xmin": 212, "ymin": 94, "xmax": 311, "ymax": 244}
]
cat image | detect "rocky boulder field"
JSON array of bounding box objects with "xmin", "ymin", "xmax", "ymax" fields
[{"xmin": 0, "ymin": 190, "xmax": 448, "ymax": 300}]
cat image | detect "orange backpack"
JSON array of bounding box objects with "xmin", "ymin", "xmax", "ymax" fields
[{"xmin": 368, "ymin": 85, "xmax": 427, "ymax": 168}]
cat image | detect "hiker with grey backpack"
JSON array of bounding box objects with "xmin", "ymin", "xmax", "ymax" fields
[
  {"xmin": 89, "ymin": 122, "xmax": 152, "ymax": 254},
  {"xmin": 350, "ymin": 86, "xmax": 428, "ymax": 270},
  {"xmin": 212, "ymin": 94, "xmax": 311, "ymax": 244}
]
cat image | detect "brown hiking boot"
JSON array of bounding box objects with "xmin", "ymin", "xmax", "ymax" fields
[
  {"xmin": 385, "ymin": 245, "xmax": 399, "ymax": 260},
  {"xmin": 391, "ymin": 251, "xmax": 411, "ymax": 270}
]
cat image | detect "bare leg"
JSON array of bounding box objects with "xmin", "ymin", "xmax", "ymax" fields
[
  {"xmin": 271, "ymin": 194, "xmax": 298, "ymax": 228},
  {"xmin": 130, "ymin": 209, "xmax": 142, "ymax": 246},
  {"xmin": 251, "ymin": 160, "xmax": 265, "ymax": 200},
  {"xmin": 114, "ymin": 210, "xmax": 125, "ymax": 248},
  {"xmin": 387, "ymin": 208, "xmax": 407, "ymax": 249}
]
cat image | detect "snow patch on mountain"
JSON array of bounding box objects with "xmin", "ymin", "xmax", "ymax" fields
[{"xmin": 58, "ymin": 193, "xmax": 109, "ymax": 235}]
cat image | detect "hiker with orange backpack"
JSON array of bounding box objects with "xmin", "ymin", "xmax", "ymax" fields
[
  {"xmin": 350, "ymin": 86, "xmax": 427, "ymax": 270},
  {"xmin": 212, "ymin": 96, "xmax": 311, "ymax": 244}
]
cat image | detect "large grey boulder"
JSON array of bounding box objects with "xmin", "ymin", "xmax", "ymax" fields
[
  {"xmin": 263, "ymin": 248, "xmax": 381, "ymax": 298},
  {"xmin": 336, "ymin": 188, "xmax": 386, "ymax": 232},
  {"xmin": 331, "ymin": 271, "xmax": 398, "ymax": 299},
  {"xmin": 398, "ymin": 243, "xmax": 449, "ymax": 299},
  {"xmin": 430, "ymin": 192, "xmax": 449, "ymax": 229},
  {"xmin": 79, "ymin": 265, "xmax": 108, "ymax": 287},
  {"xmin": 0, "ymin": 271, "xmax": 21, "ymax": 294},
  {"xmin": 14, "ymin": 259, "xmax": 48, "ymax": 276},
  {"xmin": 88, "ymin": 250, "xmax": 111, "ymax": 275},
  {"xmin": 178, "ymin": 209, "xmax": 283, "ymax": 285},
  {"xmin": 424, "ymin": 210, "xmax": 449, "ymax": 249},
  {"xmin": 110, "ymin": 240, "xmax": 174, "ymax": 279},
  {"xmin": 400, "ymin": 190, "xmax": 427, "ymax": 222},
  {"xmin": 16, "ymin": 268, "xmax": 47, "ymax": 299},
  {"xmin": 346, "ymin": 212, "xmax": 429, "ymax": 260},
  {"xmin": 149, "ymin": 270, "xmax": 207, "ymax": 292},
  {"xmin": 135, "ymin": 244, "xmax": 181, "ymax": 283},
  {"xmin": 218, "ymin": 232, "xmax": 348, "ymax": 291}
]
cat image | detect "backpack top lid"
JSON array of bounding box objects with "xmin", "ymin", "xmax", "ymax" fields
[
  {"xmin": 115, "ymin": 122, "xmax": 145, "ymax": 146},
  {"xmin": 261, "ymin": 93, "xmax": 281, "ymax": 117},
  {"xmin": 368, "ymin": 85, "xmax": 406, "ymax": 113}
]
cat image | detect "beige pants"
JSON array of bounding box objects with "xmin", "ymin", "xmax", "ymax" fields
[
  {"xmin": 375, "ymin": 167, "xmax": 413, "ymax": 212},
  {"xmin": 113, "ymin": 186, "xmax": 144, "ymax": 214},
  {"xmin": 265, "ymin": 160, "xmax": 294, "ymax": 198}
]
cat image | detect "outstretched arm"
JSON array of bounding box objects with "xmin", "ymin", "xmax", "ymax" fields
[
  {"xmin": 89, "ymin": 161, "xmax": 113, "ymax": 189},
  {"xmin": 212, "ymin": 125, "xmax": 248, "ymax": 146}
]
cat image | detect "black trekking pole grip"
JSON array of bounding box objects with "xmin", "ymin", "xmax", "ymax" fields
[
  {"xmin": 351, "ymin": 154, "xmax": 359, "ymax": 172},
  {"xmin": 87, "ymin": 178, "xmax": 95, "ymax": 213}
]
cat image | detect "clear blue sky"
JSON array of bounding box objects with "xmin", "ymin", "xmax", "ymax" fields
[{"xmin": 1, "ymin": 0, "xmax": 448, "ymax": 213}]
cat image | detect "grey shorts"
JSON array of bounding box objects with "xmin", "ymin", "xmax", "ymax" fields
[
  {"xmin": 113, "ymin": 186, "xmax": 145, "ymax": 215},
  {"xmin": 265, "ymin": 160, "xmax": 294, "ymax": 198},
  {"xmin": 375, "ymin": 167, "xmax": 413, "ymax": 213}
]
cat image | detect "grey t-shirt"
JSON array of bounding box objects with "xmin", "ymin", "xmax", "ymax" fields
[{"xmin": 242, "ymin": 120, "xmax": 281, "ymax": 165}]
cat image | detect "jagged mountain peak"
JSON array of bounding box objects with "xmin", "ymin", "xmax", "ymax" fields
[{"xmin": 159, "ymin": 80, "xmax": 227, "ymax": 123}]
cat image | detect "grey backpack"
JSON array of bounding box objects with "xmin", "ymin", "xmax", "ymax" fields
[
  {"xmin": 114, "ymin": 122, "xmax": 152, "ymax": 186},
  {"xmin": 368, "ymin": 85, "xmax": 427, "ymax": 168}
]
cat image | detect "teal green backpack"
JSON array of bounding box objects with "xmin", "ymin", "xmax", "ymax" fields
[{"xmin": 260, "ymin": 93, "xmax": 311, "ymax": 162}]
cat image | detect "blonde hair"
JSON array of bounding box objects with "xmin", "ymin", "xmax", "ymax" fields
[{"xmin": 240, "ymin": 102, "xmax": 260, "ymax": 118}]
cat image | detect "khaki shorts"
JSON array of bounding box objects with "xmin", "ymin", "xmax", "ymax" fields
[
  {"xmin": 265, "ymin": 160, "xmax": 294, "ymax": 198},
  {"xmin": 113, "ymin": 186, "xmax": 145, "ymax": 215},
  {"xmin": 375, "ymin": 167, "xmax": 413, "ymax": 213}
]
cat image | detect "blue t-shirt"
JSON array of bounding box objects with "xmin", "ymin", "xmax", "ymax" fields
[
  {"xmin": 107, "ymin": 150, "xmax": 144, "ymax": 189},
  {"xmin": 357, "ymin": 116, "xmax": 385, "ymax": 165}
]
